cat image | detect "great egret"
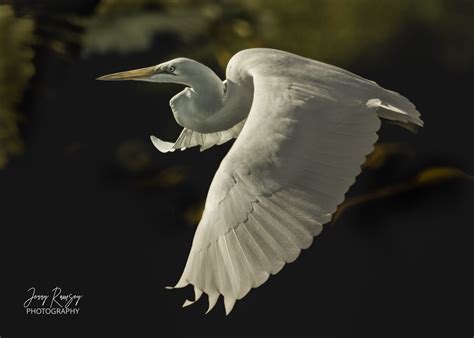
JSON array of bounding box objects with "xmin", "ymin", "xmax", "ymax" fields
[{"xmin": 98, "ymin": 48, "xmax": 423, "ymax": 315}]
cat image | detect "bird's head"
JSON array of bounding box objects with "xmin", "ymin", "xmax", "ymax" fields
[
  {"xmin": 97, "ymin": 57, "xmax": 230, "ymax": 132},
  {"xmin": 96, "ymin": 57, "xmax": 216, "ymax": 87}
]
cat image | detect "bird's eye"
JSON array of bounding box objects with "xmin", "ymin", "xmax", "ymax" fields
[{"xmin": 168, "ymin": 65, "xmax": 176, "ymax": 73}]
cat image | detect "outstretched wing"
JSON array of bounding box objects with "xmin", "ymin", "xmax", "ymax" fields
[
  {"xmin": 167, "ymin": 71, "xmax": 387, "ymax": 314},
  {"xmin": 150, "ymin": 119, "xmax": 246, "ymax": 152}
]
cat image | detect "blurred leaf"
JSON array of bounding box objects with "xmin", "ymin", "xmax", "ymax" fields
[
  {"xmin": 79, "ymin": 0, "xmax": 220, "ymax": 56},
  {"xmin": 334, "ymin": 166, "xmax": 472, "ymax": 221},
  {"xmin": 183, "ymin": 200, "xmax": 204, "ymax": 226},
  {"xmin": 138, "ymin": 165, "xmax": 189, "ymax": 188},
  {"xmin": 415, "ymin": 166, "xmax": 473, "ymax": 185},
  {"xmin": 155, "ymin": 165, "xmax": 188, "ymax": 187},
  {"xmin": 116, "ymin": 140, "xmax": 151, "ymax": 173},
  {"xmin": 363, "ymin": 143, "xmax": 407, "ymax": 170},
  {"xmin": 0, "ymin": 5, "xmax": 35, "ymax": 169}
]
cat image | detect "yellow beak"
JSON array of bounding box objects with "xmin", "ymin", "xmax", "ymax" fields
[{"xmin": 96, "ymin": 66, "xmax": 157, "ymax": 81}]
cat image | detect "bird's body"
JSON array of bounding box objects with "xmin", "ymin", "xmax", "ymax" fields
[{"xmin": 98, "ymin": 48, "xmax": 423, "ymax": 315}]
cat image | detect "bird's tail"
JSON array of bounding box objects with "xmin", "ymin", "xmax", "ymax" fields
[{"xmin": 368, "ymin": 89, "xmax": 424, "ymax": 133}]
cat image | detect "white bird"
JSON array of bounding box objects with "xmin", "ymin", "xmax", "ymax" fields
[{"xmin": 98, "ymin": 48, "xmax": 423, "ymax": 315}]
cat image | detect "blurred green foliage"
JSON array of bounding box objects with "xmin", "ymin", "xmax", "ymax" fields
[
  {"xmin": 0, "ymin": 5, "xmax": 34, "ymax": 169},
  {"xmin": 79, "ymin": 0, "xmax": 216, "ymax": 55},
  {"xmin": 78, "ymin": 0, "xmax": 473, "ymax": 70}
]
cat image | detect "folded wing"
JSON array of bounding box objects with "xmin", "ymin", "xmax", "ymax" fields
[{"xmin": 150, "ymin": 119, "xmax": 246, "ymax": 153}]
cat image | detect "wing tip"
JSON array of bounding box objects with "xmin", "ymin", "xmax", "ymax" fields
[
  {"xmin": 205, "ymin": 293, "xmax": 219, "ymax": 314},
  {"xmin": 224, "ymin": 297, "xmax": 236, "ymax": 315},
  {"xmin": 150, "ymin": 135, "xmax": 175, "ymax": 153}
]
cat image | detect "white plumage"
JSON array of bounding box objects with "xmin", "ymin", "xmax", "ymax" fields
[{"xmin": 98, "ymin": 48, "xmax": 423, "ymax": 315}]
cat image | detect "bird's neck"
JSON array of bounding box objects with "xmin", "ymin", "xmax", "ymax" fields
[
  {"xmin": 171, "ymin": 70, "xmax": 253, "ymax": 133},
  {"xmin": 191, "ymin": 74, "xmax": 225, "ymax": 117}
]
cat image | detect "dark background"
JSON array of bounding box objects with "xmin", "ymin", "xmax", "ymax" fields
[{"xmin": 0, "ymin": 0, "xmax": 472, "ymax": 336}]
